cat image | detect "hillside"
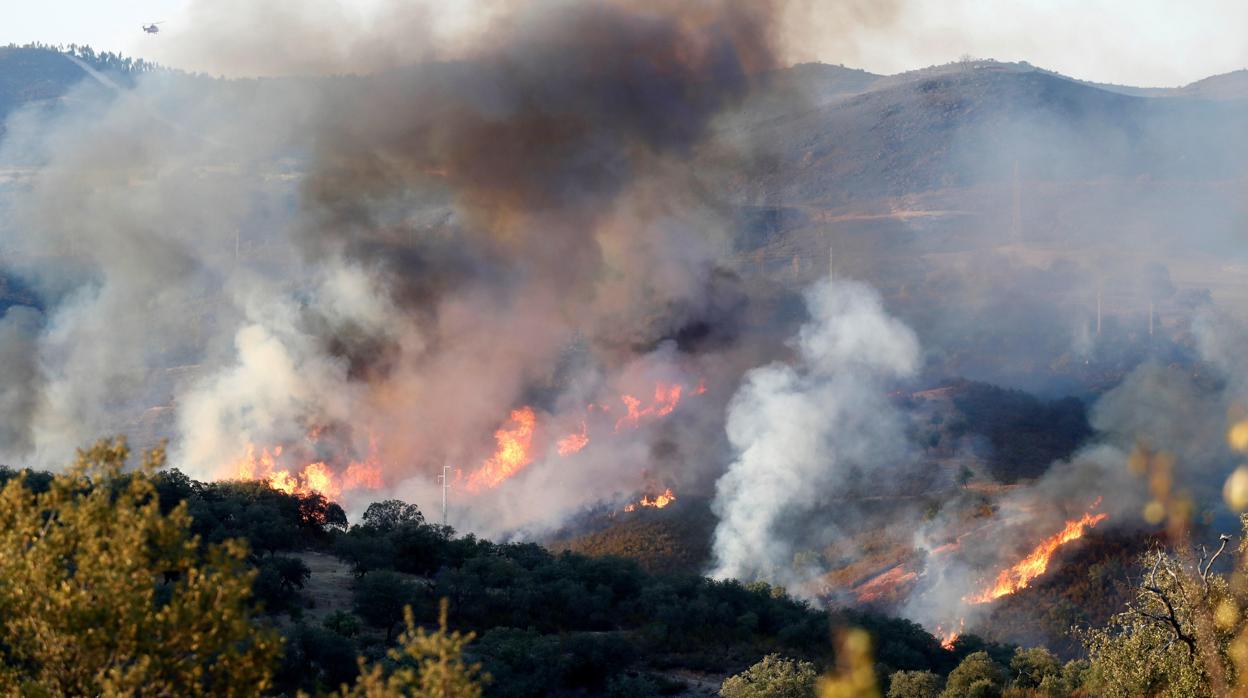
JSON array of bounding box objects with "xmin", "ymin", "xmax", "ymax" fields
[
  {"xmin": 0, "ymin": 46, "xmax": 84, "ymax": 120},
  {"xmin": 716, "ymin": 61, "xmax": 1248, "ymax": 207},
  {"xmin": 549, "ymin": 497, "xmax": 718, "ymax": 575},
  {"xmin": 1179, "ymin": 69, "xmax": 1248, "ymax": 101},
  {"xmin": 0, "ymin": 45, "xmax": 160, "ymax": 138},
  {"xmin": 2, "ymin": 39, "xmax": 1247, "ymax": 695}
]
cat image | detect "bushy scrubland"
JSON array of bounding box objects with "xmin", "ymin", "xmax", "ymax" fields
[{"xmin": 3, "ymin": 438, "xmax": 1248, "ymax": 697}]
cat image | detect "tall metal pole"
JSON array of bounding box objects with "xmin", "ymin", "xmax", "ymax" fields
[
  {"xmin": 1012, "ymin": 159, "xmax": 1021, "ymax": 242},
  {"xmin": 1096, "ymin": 285, "xmax": 1102, "ymax": 336},
  {"xmin": 439, "ymin": 465, "xmax": 451, "ymax": 527}
]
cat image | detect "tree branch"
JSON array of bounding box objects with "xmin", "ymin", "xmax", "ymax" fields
[
  {"xmin": 1141, "ymin": 555, "xmax": 1198, "ymax": 658},
  {"xmin": 1200, "ymin": 534, "xmax": 1231, "ymax": 591}
]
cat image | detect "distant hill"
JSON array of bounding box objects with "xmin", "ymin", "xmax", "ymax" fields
[
  {"xmin": 1179, "ymin": 69, "xmax": 1248, "ymax": 101},
  {"xmin": 0, "ymin": 45, "xmax": 159, "ymax": 135},
  {"xmin": 0, "ymin": 46, "xmax": 85, "ymax": 121},
  {"xmin": 715, "ymin": 59, "xmax": 1248, "ymax": 208},
  {"xmin": 3, "ymin": 48, "xmax": 1242, "ymax": 192},
  {"xmin": 698, "ymin": 59, "xmax": 1248, "ymax": 379}
]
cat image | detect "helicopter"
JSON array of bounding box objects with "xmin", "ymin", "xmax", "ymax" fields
[{"xmin": 142, "ymin": 22, "xmax": 164, "ymax": 34}]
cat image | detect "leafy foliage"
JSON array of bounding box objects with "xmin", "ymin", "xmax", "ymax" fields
[
  {"xmin": 1009, "ymin": 647, "xmax": 1062, "ymax": 689},
  {"xmin": 11, "ymin": 437, "xmax": 1213, "ymax": 697},
  {"xmin": 354, "ymin": 570, "xmax": 424, "ymax": 641},
  {"xmin": 886, "ymin": 670, "xmax": 942, "ymax": 698},
  {"xmin": 720, "ymin": 654, "xmax": 818, "ymax": 697},
  {"xmin": 254, "ymin": 554, "xmax": 313, "ymax": 614},
  {"xmin": 0, "ymin": 441, "xmax": 493, "ymax": 697},
  {"xmin": 939, "ymin": 651, "xmax": 1007, "ymax": 698},
  {"xmin": 330, "ymin": 600, "xmax": 487, "ymax": 698},
  {"xmin": 1080, "ymin": 549, "xmax": 1219, "ymax": 697},
  {"xmin": 362, "ymin": 499, "xmax": 426, "ymax": 532},
  {"xmin": 0, "ymin": 438, "xmax": 281, "ymax": 696}
]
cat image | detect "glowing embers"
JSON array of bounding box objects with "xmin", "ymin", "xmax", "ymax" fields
[
  {"xmin": 623, "ymin": 488, "xmax": 676, "ymax": 512},
  {"xmin": 964, "ymin": 506, "xmax": 1108, "ymax": 604}
]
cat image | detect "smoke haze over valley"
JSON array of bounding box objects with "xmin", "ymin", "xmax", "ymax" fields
[{"xmin": 2, "ymin": 0, "xmax": 1248, "ymax": 667}]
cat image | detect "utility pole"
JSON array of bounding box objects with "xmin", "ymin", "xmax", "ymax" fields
[
  {"xmin": 1096, "ymin": 285, "xmax": 1102, "ymax": 336},
  {"xmin": 438, "ymin": 465, "xmax": 451, "ymax": 526},
  {"xmin": 1012, "ymin": 159, "xmax": 1022, "ymax": 242}
]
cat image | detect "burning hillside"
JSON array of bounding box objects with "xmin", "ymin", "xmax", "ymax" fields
[
  {"xmin": 225, "ymin": 378, "xmax": 704, "ymax": 513},
  {"xmin": 1, "ymin": 0, "xmax": 1247, "ymax": 671},
  {"xmin": 624, "ymin": 488, "xmax": 677, "ymax": 512},
  {"xmin": 229, "ymin": 435, "xmax": 384, "ymax": 500},
  {"xmin": 965, "ymin": 507, "xmax": 1108, "ymax": 605},
  {"xmin": 24, "ymin": 0, "xmax": 787, "ymax": 535}
]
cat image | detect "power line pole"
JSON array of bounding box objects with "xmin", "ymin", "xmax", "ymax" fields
[
  {"xmin": 1012, "ymin": 159, "xmax": 1022, "ymax": 242},
  {"xmin": 1096, "ymin": 284, "xmax": 1102, "ymax": 336},
  {"xmin": 438, "ymin": 465, "xmax": 451, "ymax": 527}
]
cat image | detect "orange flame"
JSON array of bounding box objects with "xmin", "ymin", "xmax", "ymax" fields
[
  {"xmin": 230, "ymin": 436, "xmax": 384, "ymax": 500},
  {"xmin": 615, "ymin": 383, "xmax": 683, "ymax": 431},
  {"xmin": 616, "ymin": 395, "xmax": 644, "ymax": 431},
  {"xmin": 234, "ymin": 444, "xmax": 280, "ymax": 480},
  {"xmin": 344, "ymin": 461, "xmax": 383, "ymax": 489},
  {"xmin": 343, "ymin": 433, "xmax": 384, "ymax": 489},
  {"xmin": 936, "ymin": 619, "xmax": 964, "ymax": 650},
  {"xmin": 464, "ymin": 380, "xmax": 702, "ymax": 492},
  {"xmin": 623, "ymin": 488, "xmax": 677, "ymax": 512},
  {"xmin": 301, "ymin": 462, "xmax": 340, "ymax": 499},
  {"xmin": 654, "ymin": 384, "xmax": 682, "ymax": 416},
  {"xmin": 557, "ymin": 421, "xmax": 590, "ymax": 455},
  {"xmin": 965, "ymin": 511, "xmax": 1108, "ymax": 604},
  {"xmin": 267, "ymin": 469, "xmax": 298, "ymax": 494},
  {"xmin": 465, "ymin": 407, "xmax": 537, "ymax": 492}
]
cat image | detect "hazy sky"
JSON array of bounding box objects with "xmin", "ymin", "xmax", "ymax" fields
[{"xmin": 3, "ymin": 0, "xmax": 1245, "ymax": 87}]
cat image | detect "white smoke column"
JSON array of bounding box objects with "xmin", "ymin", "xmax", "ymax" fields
[{"xmin": 710, "ymin": 277, "xmax": 919, "ymax": 588}]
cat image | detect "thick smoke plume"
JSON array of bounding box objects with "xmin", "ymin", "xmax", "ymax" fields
[
  {"xmin": 0, "ymin": 0, "xmax": 794, "ymax": 534},
  {"xmin": 711, "ymin": 278, "xmax": 920, "ymax": 589}
]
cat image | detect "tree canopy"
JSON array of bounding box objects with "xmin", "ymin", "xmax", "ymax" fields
[{"xmin": 0, "ymin": 439, "xmax": 281, "ymax": 696}]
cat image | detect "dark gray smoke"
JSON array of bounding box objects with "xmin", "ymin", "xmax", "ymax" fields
[{"xmin": 0, "ymin": 0, "xmax": 799, "ymax": 536}]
